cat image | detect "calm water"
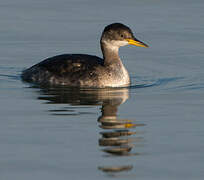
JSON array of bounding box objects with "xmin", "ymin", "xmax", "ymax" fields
[{"xmin": 0, "ymin": 0, "xmax": 204, "ymax": 179}]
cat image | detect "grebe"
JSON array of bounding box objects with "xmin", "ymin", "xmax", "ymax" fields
[{"xmin": 22, "ymin": 23, "xmax": 148, "ymax": 87}]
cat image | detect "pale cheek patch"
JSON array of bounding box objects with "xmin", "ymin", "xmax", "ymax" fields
[
  {"xmin": 103, "ymin": 40, "xmax": 129, "ymax": 48},
  {"xmin": 102, "ymin": 40, "xmax": 129, "ymax": 52},
  {"xmin": 111, "ymin": 40, "xmax": 129, "ymax": 47}
]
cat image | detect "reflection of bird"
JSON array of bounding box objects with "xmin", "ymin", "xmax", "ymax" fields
[{"xmin": 22, "ymin": 23, "xmax": 148, "ymax": 87}]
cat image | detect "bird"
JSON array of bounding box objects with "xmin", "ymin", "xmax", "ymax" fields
[{"xmin": 21, "ymin": 23, "xmax": 148, "ymax": 88}]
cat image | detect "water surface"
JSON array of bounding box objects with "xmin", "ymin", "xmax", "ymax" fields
[{"xmin": 0, "ymin": 0, "xmax": 204, "ymax": 179}]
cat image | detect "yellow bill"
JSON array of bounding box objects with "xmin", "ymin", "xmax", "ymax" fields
[{"xmin": 126, "ymin": 38, "xmax": 149, "ymax": 48}]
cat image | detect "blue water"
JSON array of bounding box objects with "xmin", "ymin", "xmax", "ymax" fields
[{"xmin": 0, "ymin": 0, "xmax": 204, "ymax": 179}]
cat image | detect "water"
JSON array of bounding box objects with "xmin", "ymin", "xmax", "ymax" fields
[{"xmin": 0, "ymin": 0, "xmax": 204, "ymax": 179}]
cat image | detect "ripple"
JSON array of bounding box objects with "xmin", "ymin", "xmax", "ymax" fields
[
  {"xmin": 0, "ymin": 66, "xmax": 21, "ymax": 81},
  {"xmin": 0, "ymin": 74, "xmax": 19, "ymax": 80},
  {"xmin": 1, "ymin": 65, "xmax": 204, "ymax": 93},
  {"xmin": 130, "ymin": 76, "xmax": 184, "ymax": 90}
]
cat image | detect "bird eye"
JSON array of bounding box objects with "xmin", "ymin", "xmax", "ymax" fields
[{"xmin": 120, "ymin": 34, "xmax": 124, "ymax": 38}]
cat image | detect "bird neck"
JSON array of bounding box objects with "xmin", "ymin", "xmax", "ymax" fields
[{"xmin": 100, "ymin": 41, "xmax": 120, "ymax": 66}]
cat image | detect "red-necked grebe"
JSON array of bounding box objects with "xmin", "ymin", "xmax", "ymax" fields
[{"xmin": 21, "ymin": 23, "xmax": 148, "ymax": 87}]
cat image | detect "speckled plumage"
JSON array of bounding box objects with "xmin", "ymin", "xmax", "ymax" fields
[
  {"xmin": 22, "ymin": 23, "xmax": 148, "ymax": 88},
  {"xmin": 22, "ymin": 54, "xmax": 130, "ymax": 87}
]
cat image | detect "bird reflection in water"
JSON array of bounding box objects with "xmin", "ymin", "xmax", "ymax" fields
[
  {"xmin": 96, "ymin": 88, "xmax": 145, "ymax": 175},
  {"xmin": 33, "ymin": 85, "xmax": 145, "ymax": 175}
]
